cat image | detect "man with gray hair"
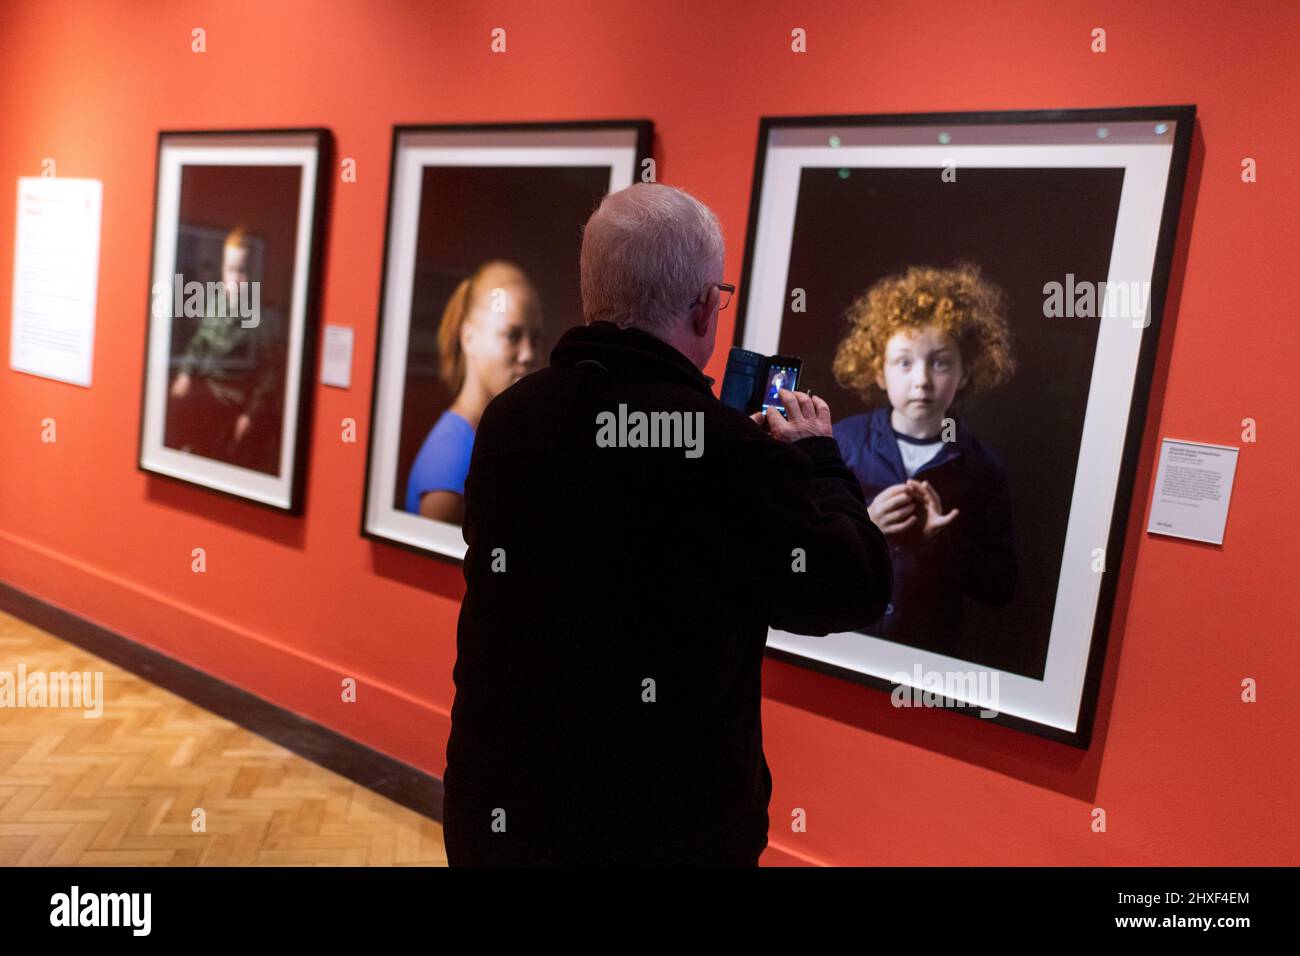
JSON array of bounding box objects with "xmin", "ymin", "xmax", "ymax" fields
[{"xmin": 443, "ymin": 182, "xmax": 891, "ymax": 866}]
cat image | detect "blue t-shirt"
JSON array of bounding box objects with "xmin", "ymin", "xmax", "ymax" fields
[{"xmin": 405, "ymin": 410, "xmax": 475, "ymax": 514}]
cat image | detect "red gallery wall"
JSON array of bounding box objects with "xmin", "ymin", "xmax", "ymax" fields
[{"xmin": 1, "ymin": 0, "xmax": 1296, "ymax": 866}]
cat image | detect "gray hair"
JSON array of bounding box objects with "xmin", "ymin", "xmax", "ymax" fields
[{"xmin": 579, "ymin": 182, "xmax": 724, "ymax": 335}]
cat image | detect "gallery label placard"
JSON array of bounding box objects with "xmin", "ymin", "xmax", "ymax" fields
[
  {"xmin": 320, "ymin": 324, "xmax": 354, "ymax": 388},
  {"xmin": 10, "ymin": 177, "xmax": 102, "ymax": 387},
  {"xmin": 1147, "ymin": 438, "xmax": 1239, "ymax": 546}
]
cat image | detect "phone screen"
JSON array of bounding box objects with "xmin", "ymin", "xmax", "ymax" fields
[{"xmin": 761, "ymin": 362, "xmax": 800, "ymax": 416}]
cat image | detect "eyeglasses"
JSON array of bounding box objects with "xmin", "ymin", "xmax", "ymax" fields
[{"xmin": 695, "ymin": 282, "xmax": 735, "ymax": 311}]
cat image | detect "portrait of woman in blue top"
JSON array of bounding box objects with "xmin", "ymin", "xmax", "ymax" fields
[
  {"xmin": 830, "ymin": 263, "xmax": 1017, "ymax": 652},
  {"xmin": 406, "ymin": 260, "xmax": 542, "ymax": 523}
]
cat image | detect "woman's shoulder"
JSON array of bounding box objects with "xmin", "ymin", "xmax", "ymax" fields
[
  {"xmin": 419, "ymin": 409, "xmax": 474, "ymax": 454},
  {"xmin": 434, "ymin": 408, "xmax": 474, "ymax": 435}
]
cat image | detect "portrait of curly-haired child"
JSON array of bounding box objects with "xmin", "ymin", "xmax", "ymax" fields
[{"xmin": 830, "ymin": 262, "xmax": 1018, "ymax": 651}]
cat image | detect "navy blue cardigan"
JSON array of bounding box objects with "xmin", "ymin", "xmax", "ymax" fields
[{"xmin": 832, "ymin": 405, "xmax": 1017, "ymax": 649}]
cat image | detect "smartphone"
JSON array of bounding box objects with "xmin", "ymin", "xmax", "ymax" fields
[
  {"xmin": 720, "ymin": 347, "xmax": 766, "ymax": 414},
  {"xmin": 720, "ymin": 348, "xmax": 803, "ymax": 418},
  {"xmin": 760, "ymin": 356, "xmax": 801, "ymax": 418}
]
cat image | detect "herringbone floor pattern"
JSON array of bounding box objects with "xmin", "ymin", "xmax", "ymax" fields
[{"xmin": 0, "ymin": 610, "xmax": 447, "ymax": 866}]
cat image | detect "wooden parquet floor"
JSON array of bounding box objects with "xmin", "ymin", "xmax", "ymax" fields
[{"xmin": 0, "ymin": 609, "xmax": 447, "ymax": 866}]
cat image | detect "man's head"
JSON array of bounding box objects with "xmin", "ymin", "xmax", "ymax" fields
[{"xmin": 579, "ymin": 182, "xmax": 725, "ymax": 370}]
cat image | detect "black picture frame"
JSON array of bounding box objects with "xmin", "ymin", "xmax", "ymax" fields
[
  {"xmin": 733, "ymin": 106, "xmax": 1196, "ymax": 747},
  {"xmin": 360, "ymin": 119, "xmax": 654, "ymax": 563},
  {"xmin": 138, "ymin": 127, "xmax": 332, "ymax": 514}
]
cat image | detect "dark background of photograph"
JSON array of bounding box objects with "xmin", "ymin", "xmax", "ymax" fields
[
  {"xmin": 165, "ymin": 163, "xmax": 302, "ymax": 475},
  {"xmin": 776, "ymin": 166, "xmax": 1125, "ymax": 678},
  {"xmin": 392, "ymin": 164, "xmax": 612, "ymax": 511}
]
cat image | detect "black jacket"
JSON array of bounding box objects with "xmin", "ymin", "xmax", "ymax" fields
[{"xmin": 442, "ymin": 320, "xmax": 892, "ymax": 865}]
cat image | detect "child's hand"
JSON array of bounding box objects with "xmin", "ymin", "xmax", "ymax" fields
[
  {"xmin": 868, "ymin": 483, "xmax": 918, "ymax": 537},
  {"xmin": 907, "ymin": 479, "xmax": 959, "ymax": 539}
]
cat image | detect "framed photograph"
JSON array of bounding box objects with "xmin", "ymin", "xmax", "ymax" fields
[
  {"xmin": 735, "ymin": 107, "xmax": 1195, "ymax": 745},
  {"xmin": 362, "ymin": 120, "xmax": 653, "ymax": 560},
  {"xmin": 139, "ymin": 128, "xmax": 331, "ymax": 512}
]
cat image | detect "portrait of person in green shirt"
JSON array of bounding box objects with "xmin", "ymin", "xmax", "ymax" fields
[{"xmin": 164, "ymin": 225, "xmax": 286, "ymax": 476}]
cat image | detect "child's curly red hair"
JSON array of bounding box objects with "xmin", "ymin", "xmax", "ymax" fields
[{"xmin": 832, "ymin": 262, "xmax": 1014, "ymax": 404}]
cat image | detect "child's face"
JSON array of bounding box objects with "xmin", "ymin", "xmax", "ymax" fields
[
  {"xmin": 875, "ymin": 324, "xmax": 970, "ymax": 426},
  {"xmin": 221, "ymin": 243, "xmax": 251, "ymax": 307}
]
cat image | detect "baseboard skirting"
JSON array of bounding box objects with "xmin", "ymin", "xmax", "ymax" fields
[{"xmin": 0, "ymin": 579, "xmax": 444, "ymax": 824}]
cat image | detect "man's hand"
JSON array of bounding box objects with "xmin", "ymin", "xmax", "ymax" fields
[
  {"xmin": 867, "ymin": 483, "xmax": 917, "ymax": 537},
  {"xmin": 907, "ymin": 479, "xmax": 959, "ymax": 539},
  {"xmin": 233, "ymin": 413, "xmax": 252, "ymax": 444},
  {"xmin": 748, "ymin": 388, "xmax": 832, "ymax": 443},
  {"xmin": 171, "ymin": 372, "xmax": 191, "ymax": 399}
]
